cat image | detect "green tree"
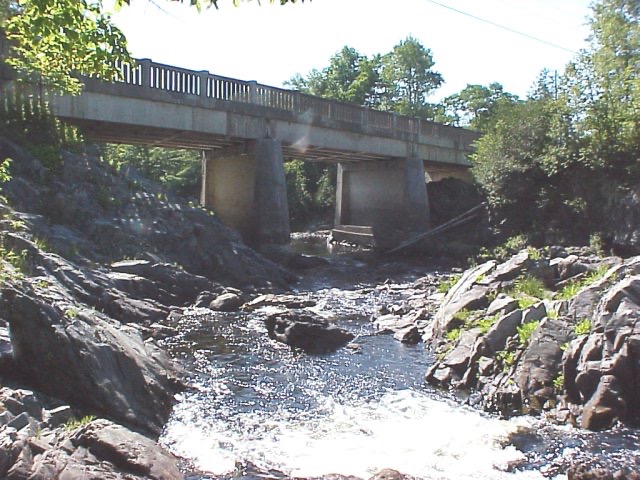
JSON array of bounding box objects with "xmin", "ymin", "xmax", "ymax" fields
[
  {"xmin": 2, "ymin": 0, "xmax": 131, "ymax": 94},
  {"xmin": 380, "ymin": 36, "xmax": 443, "ymax": 119},
  {"xmin": 443, "ymin": 82, "xmax": 519, "ymax": 131},
  {"xmin": 287, "ymin": 46, "xmax": 381, "ymax": 106},
  {"xmin": 1, "ymin": 0, "xmax": 303, "ymax": 94}
]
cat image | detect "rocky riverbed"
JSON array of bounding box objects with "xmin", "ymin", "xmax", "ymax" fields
[{"xmin": 0, "ymin": 135, "xmax": 638, "ymax": 479}]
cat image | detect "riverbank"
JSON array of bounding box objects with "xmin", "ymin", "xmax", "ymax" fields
[{"xmin": 0, "ymin": 135, "xmax": 638, "ymax": 479}]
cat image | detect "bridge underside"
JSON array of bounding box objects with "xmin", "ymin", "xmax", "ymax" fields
[{"xmin": 69, "ymin": 118, "xmax": 472, "ymax": 172}]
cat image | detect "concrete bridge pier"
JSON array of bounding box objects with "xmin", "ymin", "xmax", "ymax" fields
[
  {"xmin": 201, "ymin": 139, "xmax": 290, "ymax": 245},
  {"xmin": 334, "ymin": 158, "xmax": 430, "ymax": 248}
]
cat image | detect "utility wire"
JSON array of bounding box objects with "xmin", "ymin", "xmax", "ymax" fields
[{"xmin": 425, "ymin": 0, "xmax": 578, "ymax": 54}]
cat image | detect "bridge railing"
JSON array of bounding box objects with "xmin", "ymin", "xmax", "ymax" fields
[{"xmin": 111, "ymin": 59, "xmax": 470, "ymax": 143}]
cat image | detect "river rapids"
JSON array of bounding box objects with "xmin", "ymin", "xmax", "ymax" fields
[{"xmin": 159, "ymin": 234, "xmax": 640, "ymax": 479}]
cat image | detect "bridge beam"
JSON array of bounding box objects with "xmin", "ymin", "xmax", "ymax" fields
[
  {"xmin": 201, "ymin": 139, "xmax": 290, "ymax": 245},
  {"xmin": 334, "ymin": 158, "xmax": 430, "ymax": 248}
]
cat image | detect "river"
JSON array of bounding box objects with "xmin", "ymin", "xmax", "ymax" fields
[{"xmin": 159, "ymin": 233, "xmax": 640, "ymax": 479}]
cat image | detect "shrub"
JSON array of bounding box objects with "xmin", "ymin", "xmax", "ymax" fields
[
  {"xmin": 574, "ymin": 318, "xmax": 591, "ymax": 336},
  {"xmin": 64, "ymin": 415, "xmax": 96, "ymax": 432},
  {"xmin": 437, "ymin": 274, "xmax": 461, "ymax": 294},
  {"xmin": 517, "ymin": 320, "xmax": 539, "ymax": 346},
  {"xmin": 445, "ymin": 328, "xmax": 461, "ymax": 343}
]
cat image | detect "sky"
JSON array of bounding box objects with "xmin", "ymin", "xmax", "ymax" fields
[{"xmin": 111, "ymin": 0, "xmax": 593, "ymax": 102}]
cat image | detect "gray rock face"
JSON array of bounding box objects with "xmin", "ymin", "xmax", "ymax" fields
[
  {"xmin": 264, "ymin": 311, "xmax": 354, "ymax": 354},
  {"xmin": 426, "ymin": 261, "xmax": 495, "ymax": 341},
  {"xmin": 563, "ymin": 258, "xmax": 640, "ymax": 430},
  {"xmin": 0, "ymin": 284, "xmax": 184, "ymax": 436},
  {"xmin": 515, "ymin": 318, "xmax": 572, "ymax": 413},
  {"xmin": 28, "ymin": 419, "xmax": 183, "ymax": 479}
]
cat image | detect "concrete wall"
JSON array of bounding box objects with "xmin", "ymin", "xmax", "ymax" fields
[
  {"xmin": 202, "ymin": 140, "xmax": 290, "ymax": 245},
  {"xmin": 335, "ymin": 158, "xmax": 430, "ymax": 247}
]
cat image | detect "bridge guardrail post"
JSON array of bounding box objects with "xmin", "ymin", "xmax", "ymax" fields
[
  {"xmin": 137, "ymin": 59, "xmax": 152, "ymax": 87},
  {"xmin": 392, "ymin": 113, "xmax": 398, "ymax": 134},
  {"xmin": 362, "ymin": 108, "xmax": 369, "ymax": 132},
  {"xmin": 199, "ymin": 70, "xmax": 209, "ymax": 98},
  {"xmin": 249, "ymin": 81, "xmax": 257, "ymax": 104}
]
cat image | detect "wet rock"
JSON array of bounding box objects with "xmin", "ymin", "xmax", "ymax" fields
[
  {"xmin": 264, "ymin": 311, "xmax": 354, "ymax": 354},
  {"xmin": 373, "ymin": 314, "xmax": 411, "ymax": 334},
  {"xmin": 393, "ymin": 325, "xmax": 421, "ymax": 344},
  {"xmin": 368, "ymin": 469, "xmax": 416, "ymax": 480},
  {"xmin": 243, "ymin": 294, "xmax": 316, "ymax": 312},
  {"xmin": 0, "ymin": 285, "xmax": 184, "ymax": 436},
  {"xmin": 209, "ymin": 292, "xmax": 243, "ymax": 312}
]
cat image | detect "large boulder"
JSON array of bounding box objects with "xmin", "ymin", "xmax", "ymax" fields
[
  {"xmin": 264, "ymin": 311, "xmax": 354, "ymax": 354},
  {"xmin": 0, "ymin": 284, "xmax": 184, "ymax": 436}
]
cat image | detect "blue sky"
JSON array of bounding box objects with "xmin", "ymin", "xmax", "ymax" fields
[{"xmin": 111, "ymin": 0, "xmax": 592, "ymax": 101}]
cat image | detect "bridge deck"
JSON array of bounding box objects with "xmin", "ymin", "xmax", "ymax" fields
[{"xmin": 1, "ymin": 55, "xmax": 478, "ymax": 168}]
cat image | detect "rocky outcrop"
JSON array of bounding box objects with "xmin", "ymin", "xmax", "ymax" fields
[
  {"xmin": 0, "ymin": 136, "xmax": 288, "ymax": 290},
  {"xmin": 264, "ymin": 310, "xmax": 355, "ymax": 354},
  {"xmin": 0, "ymin": 279, "xmax": 184, "ymax": 436},
  {"xmin": 424, "ymin": 247, "xmax": 640, "ymax": 431}
]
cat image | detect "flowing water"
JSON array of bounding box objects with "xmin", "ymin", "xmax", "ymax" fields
[{"xmin": 160, "ymin": 233, "xmax": 640, "ymax": 479}]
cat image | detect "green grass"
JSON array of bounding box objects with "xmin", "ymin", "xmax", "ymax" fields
[
  {"xmin": 64, "ymin": 415, "xmax": 96, "ymax": 432},
  {"xmin": 557, "ymin": 264, "xmax": 610, "ymax": 301},
  {"xmin": 476, "ymin": 313, "xmax": 500, "ymax": 334},
  {"xmin": 574, "ymin": 318, "xmax": 591, "ymax": 336},
  {"xmin": 497, "ymin": 350, "xmax": 515, "ymax": 373},
  {"xmin": 512, "ymin": 276, "xmax": 547, "ymax": 299},
  {"xmin": 452, "ymin": 308, "xmax": 472, "ymax": 324},
  {"xmin": 553, "ymin": 373, "xmax": 564, "ymax": 392},
  {"xmin": 437, "ymin": 274, "xmax": 461, "ymax": 294},
  {"xmin": 64, "ymin": 308, "xmax": 78, "ymax": 319},
  {"xmin": 517, "ymin": 320, "xmax": 540, "ymax": 346},
  {"xmin": 445, "ymin": 328, "xmax": 462, "ymax": 343},
  {"xmin": 517, "ymin": 296, "xmax": 538, "ymax": 310}
]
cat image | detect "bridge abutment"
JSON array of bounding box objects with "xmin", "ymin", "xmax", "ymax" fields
[
  {"xmin": 334, "ymin": 158, "xmax": 430, "ymax": 248},
  {"xmin": 202, "ymin": 139, "xmax": 290, "ymax": 245}
]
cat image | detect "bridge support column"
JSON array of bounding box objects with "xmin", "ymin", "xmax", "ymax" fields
[
  {"xmin": 334, "ymin": 158, "xmax": 430, "ymax": 247},
  {"xmin": 201, "ymin": 139, "xmax": 290, "ymax": 245}
]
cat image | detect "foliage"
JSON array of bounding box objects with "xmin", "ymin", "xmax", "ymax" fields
[
  {"xmin": 476, "ymin": 313, "xmax": 499, "ymax": 334},
  {"xmin": 553, "ymin": 373, "xmax": 564, "ymax": 392},
  {"xmin": 445, "ymin": 327, "xmax": 461, "ymax": 343},
  {"xmin": 471, "ymin": 0, "xmax": 640, "ymax": 242},
  {"xmin": 510, "ymin": 276, "xmax": 547, "ymax": 300},
  {"xmin": 0, "ymin": 86, "xmax": 82, "ymax": 171},
  {"xmin": 4, "ymin": 0, "xmax": 131, "ymax": 94},
  {"xmin": 442, "ymin": 82, "xmax": 519, "ymax": 131},
  {"xmin": 286, "ymin": 46, "xmax": 381, "ymax": 107},
  {"xmin": 284, "ymin": 160, "xmax": 335, "ymax": 229},
  {"xmin": 497, "ymin": 350, "xmax": 515, "ymax": 372},
  {"xmin": 557, "ymin": 264, "xmax": 609, "ymax": 300},
  {"xmin": 574, "ymin": 318, "xmax": 591, "ymax": 336},
  {"xmin": 452, "ymin": 308, "xmax": 471, "ymax": 325},
  {"xmin": 437, "ymin": 274, "xmax": 461, "ymax": 294},
  {"xmin": 379, "ymin": 36, "xmax": 443, "ymax": 118},
  {"xmin": 472, "ymin": 234, "xmax": 530, "ymax": 264},
  {"xmin": 100, "ymin": 144, "xmax": 201, "ymax": 199},
  {"xmin": 517, "ymin": 320, "xmax": 539, "ymax": 346},
  {"xmin": 64, "ymin": 415, "xmax": 96, "ymax": 432}
]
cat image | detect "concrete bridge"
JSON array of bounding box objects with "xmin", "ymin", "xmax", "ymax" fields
[{"xmin": 1, "ymin": 54, "xmax": 478, "ymax": 246}]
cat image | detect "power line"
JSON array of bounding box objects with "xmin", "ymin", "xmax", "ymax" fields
[{"xmin": 425, "ymin": 0, "xmax": 578, "ymax": 54}]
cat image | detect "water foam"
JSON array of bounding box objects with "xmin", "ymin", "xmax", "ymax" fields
[{"xmin": 162, "ymin": 388, "xmax": 544, "ymax": 479}]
